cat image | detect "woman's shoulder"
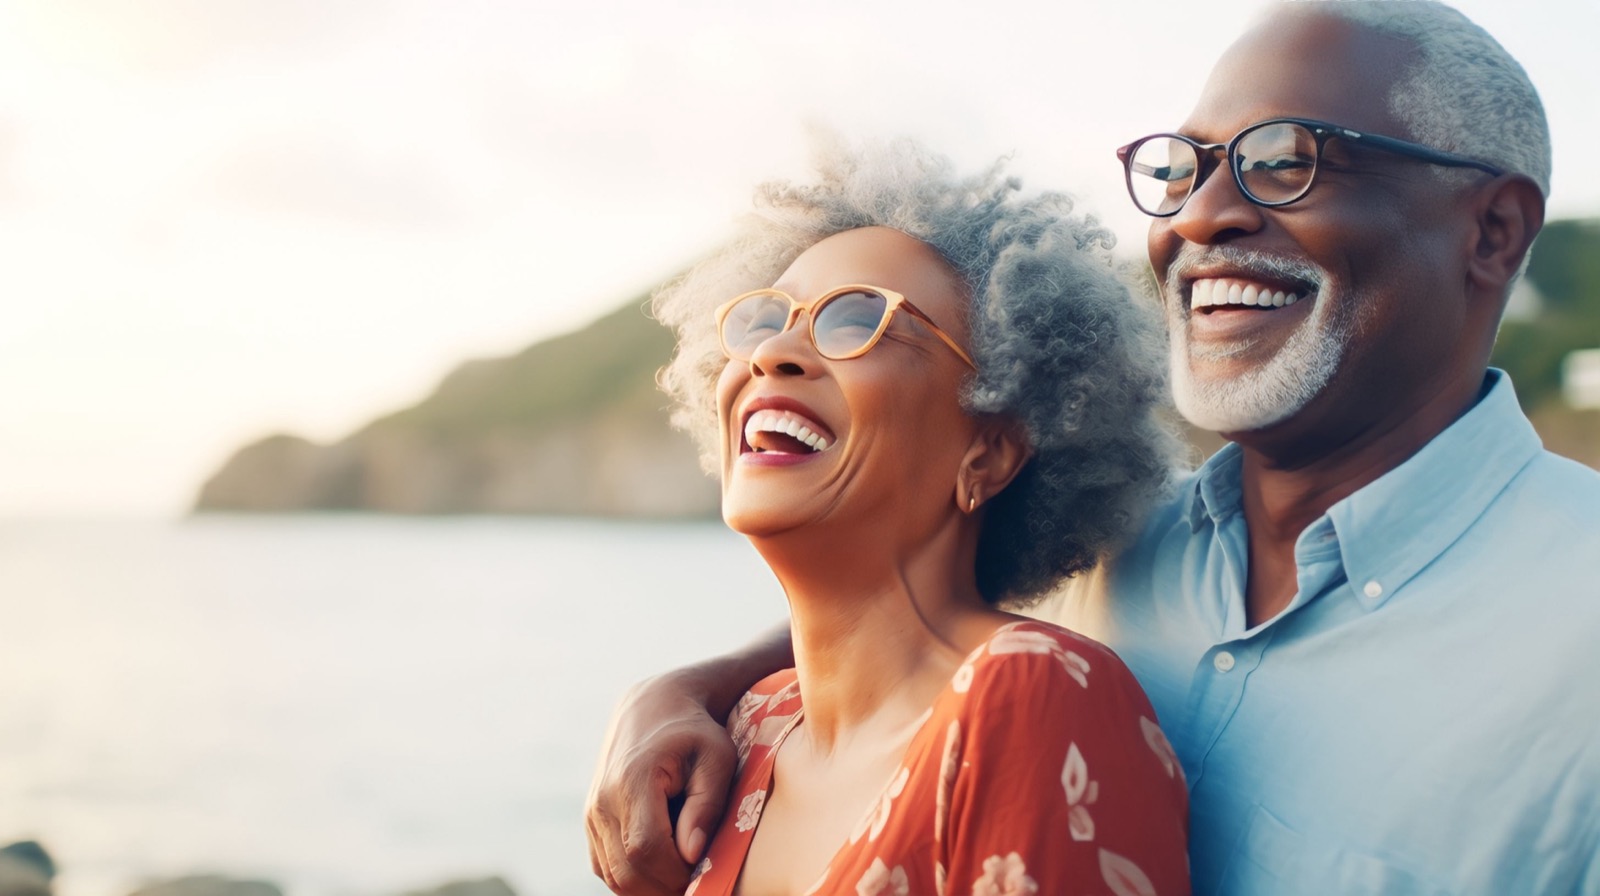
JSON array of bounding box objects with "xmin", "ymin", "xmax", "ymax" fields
[
  {"xmin": 949, "ymin": 619, "xmax": 1156, "ymax": 722},
  {"xmin": 726, "ymin": 669, "xmax": 802, "ymax": 770},
  {"xmin": 944, "ymin": 618, "xmax": 1185, "ymax": 788},
  {"xmin": 982, "ymin": 617, "xmax": 1125, "ymax": 658},
  {"xmin": 728, "ymin": 669, "xmax": 799, "ymax": 727},
  {"xmin": 962, "ymin": 618, "xmax": 1138, "ymax": 683}
]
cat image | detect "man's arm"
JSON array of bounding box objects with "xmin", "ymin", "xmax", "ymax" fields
[{"xmin": 586, "ymin": 620, "xmax": 794, "ymax": 895}]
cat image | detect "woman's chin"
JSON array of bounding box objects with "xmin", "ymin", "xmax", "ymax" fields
[{"xmin": 721, "ymin": 498, "xmax": 820, "ymax": 539}]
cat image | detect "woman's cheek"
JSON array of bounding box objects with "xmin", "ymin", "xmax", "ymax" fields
[{"xmin": 715, "ymin": 361, "xmax": 748, "ymax": 467}]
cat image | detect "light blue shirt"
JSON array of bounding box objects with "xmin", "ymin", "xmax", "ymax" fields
[{"xmin": 1052, "ymin": 371, "xmax": 1600, "ymax": 895}]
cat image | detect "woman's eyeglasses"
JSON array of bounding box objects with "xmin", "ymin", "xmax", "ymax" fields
[
  {"xmin": 1116, "ymin": 117, "xmax": 1504, "ymax": 217},
  {"xmin": 715, "ymin": 285, "xmax": 976, "ymax": 369}
]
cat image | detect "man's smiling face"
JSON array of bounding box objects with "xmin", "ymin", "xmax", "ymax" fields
[{"xmin": 1148, "ymin": 9, "xmax": 1480, "ymax": 442}]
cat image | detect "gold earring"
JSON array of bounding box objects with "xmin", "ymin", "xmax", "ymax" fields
[{"xmin": 968, "ymin": 494, "xmax": 978, "ymax": 512}]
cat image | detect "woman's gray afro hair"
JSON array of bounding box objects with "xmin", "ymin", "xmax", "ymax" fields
[{"xmin": 654, "ymin": 139, "xmax": 1180, "ymax": 606}]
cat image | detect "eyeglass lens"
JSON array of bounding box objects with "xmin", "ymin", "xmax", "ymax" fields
[
  {"xmin": 720, "ymin": 290, "xmax": 890, "ymax": 360},
  {"xmin": 1127, "ymin": 121, "xmax": 1320, "ymax": 214}
]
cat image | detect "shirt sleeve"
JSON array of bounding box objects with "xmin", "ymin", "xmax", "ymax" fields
[{"xmin": 939, "ymin": 624, "xmax": 1191, "ymax": 896}]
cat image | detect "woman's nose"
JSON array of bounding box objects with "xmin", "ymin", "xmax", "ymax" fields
[{"xmin": 746, "ymin": 312, "xmax": 818, "ymax": 378}]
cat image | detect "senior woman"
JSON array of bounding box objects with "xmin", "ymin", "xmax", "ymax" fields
[{"xmin": 595, "ymin": 142, "xmax": 1187, "ymax": 895}]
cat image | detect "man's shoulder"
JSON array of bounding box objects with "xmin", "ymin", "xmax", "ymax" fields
[
  {"xmin": 1511, "ymin": 449, "xmax": 1600, "ymax": 519},
  {"xmin": 1125, "ymin": 472, "xmax": 1205, "ymax": 553}
]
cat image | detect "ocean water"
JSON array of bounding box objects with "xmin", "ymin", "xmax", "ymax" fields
[{"xmin": 0, "ymin": 516, "xmax": 787, "ymax": 896}]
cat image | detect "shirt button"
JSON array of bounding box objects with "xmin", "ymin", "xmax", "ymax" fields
[
  {"xmin": 1363, "ymin": 580, "xmax": 1384, "ymax": 598},
  {"xmin": 1213, "ymin": 651, "xmax": 1236, "ymax": 673}
]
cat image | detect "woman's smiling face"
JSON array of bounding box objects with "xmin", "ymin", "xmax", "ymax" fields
[{"xmin": 716, "ymin": 226, "xmax": 979, "ymax": 539}]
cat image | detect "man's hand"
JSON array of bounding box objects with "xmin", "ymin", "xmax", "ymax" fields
[{"xmin": 586, "ymin": 670, "xmax": 738, "ymax": 895}]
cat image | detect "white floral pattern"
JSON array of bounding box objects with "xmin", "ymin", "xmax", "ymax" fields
[
  {"xmin": 987, "ymin": 624, "xmax": 1091, "ymax": 688},
  {"xmin": 1140, "ymin": 715, "xmax": 1180, "ymax": 780},
  {"xmin": 851, "ymin": 766, "xmax": 910, "ymax": 843},
  {"xmin": 971, "ymin": 852, "xmax": 1039, "ymax": 896},
  {"xmin": 952, "ymin": 661, "xmax": 975, "ymax": 694},
  {"xmin": 1099, "ymin": 848, "xmax": 1157, "ymax": 896},
  {"xmin": 728, "ymin": 691, "xmax": 765, "ymax": 767},
  {"xmin": 751, "ymin": 712, "xmax": 798, "ymax": 751},
  {"xmin": 1057, "ymin": 648, "xmax": 1091, "ymax": 689},
  {"xmin": 683, "ymin": 857, "xmax": 711, "ymax": 896},
  {"xmin": 734, "ymin": 789, "xmax": 766, "ymax": 832},
  {"xmin": 729, "ymin": 681, "xmax": 801, "ymax": 770},
  {"xmin": 855, "ymin": 858, "xmax": 910, "ymax": 896},
  {"xmin": 1061, "ymin": 742, "xmax": 1099, "ymax": 842},
  {"xmin": 986, "ymin": 626, "xmax": 1064, "ymax": 656},
  {"xmin": 767, "ymin": 679, "xmax": 800, "ymax": 707},
  {"xmin": 935, "ymin": 719, "xmax": 962, "ymax": 844}
]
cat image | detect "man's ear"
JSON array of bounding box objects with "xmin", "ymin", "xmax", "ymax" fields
[
  {"xmin": 954, "ymin": 417, "xmax": 1033, "ymax": 512},
  {"xmin": 1467, "ymin": 173, "xmax": 1545, "ymax": 294}
]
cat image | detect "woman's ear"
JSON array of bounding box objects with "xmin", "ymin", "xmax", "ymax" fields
[{"xmin": 955, "ymin": 417, "xmax": 1033, "ymax": 513}]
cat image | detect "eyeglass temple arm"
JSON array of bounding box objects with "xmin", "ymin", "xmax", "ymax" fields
[
  {"xmin": 1328, "ymin": 127, "xmax": 1504, "ymax": 176},
  {"xmin": 898, "ymin": 303, "xmax": 977, "ymax": 369}
]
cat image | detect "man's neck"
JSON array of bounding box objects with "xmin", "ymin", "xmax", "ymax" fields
[{"xmin": 1230, "ymin": 370, "xmax": 1490, "ymax": 626}]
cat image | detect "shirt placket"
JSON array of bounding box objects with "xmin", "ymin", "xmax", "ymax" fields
[{"xmin": 1178, "ymin": 523, "xmax": 1346, "ymax": 788}]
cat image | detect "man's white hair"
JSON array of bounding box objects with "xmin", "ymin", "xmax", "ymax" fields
[{"xmin": 1304, "ymin": 0, "xmax": 1551, "ymax": 195}]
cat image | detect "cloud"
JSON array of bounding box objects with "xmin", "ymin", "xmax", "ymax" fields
[
  {"xmin": 204, "ymin": 131, "xmax": 470, "ymax": 229},
  {"xmin": 16, "ymin": 0, "xmax": 394, "ymax": 77},
  {"xmin": 0, "ymin": 120, "xmax": 18, "ymax": 201}
]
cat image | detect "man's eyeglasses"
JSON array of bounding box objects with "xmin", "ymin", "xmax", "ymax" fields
[
  {"xmin": 1116, "ymin": 117, "xmax": 1504, "ymax": 217},
  {"xmin": 715, "ymin": 285, "xmax": 976, "ymax": 369}
]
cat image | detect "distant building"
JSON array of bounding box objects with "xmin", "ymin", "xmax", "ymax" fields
[
  {"xmin": 1563, "ymin": 348, "xmax": 1600, "ymax": 409},
  {"xmin": 1504, "ymin": 275, "xmax": 1545, "ymax": 320}
]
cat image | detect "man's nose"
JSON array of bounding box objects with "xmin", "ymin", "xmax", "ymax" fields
[{"xmin": 1168, "ymin": 156, "xmax": 1266, "ymax": 245}]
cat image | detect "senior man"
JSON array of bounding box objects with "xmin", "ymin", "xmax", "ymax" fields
[{"xmin": 585, "ymin": 2, "xmax": 1600, "ymax": 894}]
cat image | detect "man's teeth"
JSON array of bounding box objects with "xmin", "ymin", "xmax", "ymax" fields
[
  {"xmin": 1189, "ymin": 278, "xmax": 1301, "ymax": 310},
  {"xmin": 743, "ymin": 409, "xmax": 831, "ymax": 453}
]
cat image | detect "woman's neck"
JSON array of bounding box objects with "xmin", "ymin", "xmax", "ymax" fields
[{"xmin": 751, "ymin": 517, "xmax": 1007, "ymax": 751}]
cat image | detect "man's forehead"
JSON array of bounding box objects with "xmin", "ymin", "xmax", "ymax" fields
[{"xmin": 1177, "ymin": 7, "xmax": 1414, "ymax": 140}]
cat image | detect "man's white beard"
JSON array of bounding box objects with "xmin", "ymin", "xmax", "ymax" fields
[{"xmin": 1164, "ymin": 257, "xmax": 1358, "ymax": 434}]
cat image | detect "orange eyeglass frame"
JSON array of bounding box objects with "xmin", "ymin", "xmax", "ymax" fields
[{"xmin": 714, "ymin": 284, "xmax": 976, "ymax": 369}]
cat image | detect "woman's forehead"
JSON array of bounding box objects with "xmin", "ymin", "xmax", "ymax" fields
[{"xmin": 774, "ymin": 227, "xmax": 966, "ymax": 309}]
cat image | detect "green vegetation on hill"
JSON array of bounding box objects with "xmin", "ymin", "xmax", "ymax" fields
[
  {"xmin": 1493, "ymin": 218, "xmax": 1600, "ymax": 408},
  {"xmin": 194, "ymin": 294, "xmax": 716, "ymax": 516},
  {"xmin": 369, "ymin": 297, "xmax": 675, "ymax": 439}
]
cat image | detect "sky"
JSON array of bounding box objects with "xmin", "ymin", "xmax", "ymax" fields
[{"xmin": 2, "ymin": 0, "xmax": 1597, "ymax": 518}]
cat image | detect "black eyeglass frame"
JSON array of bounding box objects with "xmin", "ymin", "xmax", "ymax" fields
[{"xmin": 1115, "ymin": 116, "xmax": 1506, "ymax": 217}]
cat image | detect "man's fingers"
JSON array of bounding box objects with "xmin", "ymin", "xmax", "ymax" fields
[
  {"xmin": 586, "ymin": 804, "xmax": 623, "ymax": 892},
  {"xmin": 675, "ymin": 739, "xmax": 738, "ymax": 865},
  {"xmin": 584, "ymin": 666, "xmax": 754, "ymax": 894},
  {"xmin": 587, "ymin": 772, "xmax": 688, "ymax": 895},
  {"xmin": 624, "ymin": 765, "xmax": 692, "ymax": 887},
  {"xmin": 587, "ymin": 812, "xmax": 623, "ymax": 892}
]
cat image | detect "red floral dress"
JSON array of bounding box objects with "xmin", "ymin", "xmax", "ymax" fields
[{"xmin": 685, "ymin": 620, "xmax": 1189, "ymax": 896}]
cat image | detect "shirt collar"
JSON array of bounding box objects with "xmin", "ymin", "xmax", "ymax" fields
[
  {"xmin": 1187, "ymin": 442, "xmax": 1244, "ymax": 533},
  {"xmin": 1183, "ymin": 370, "xmax": 1542, "ymax": 609},
  {"xmin": 1330, "ymin": 370, "xmax": 1540, "ymax": 609}
]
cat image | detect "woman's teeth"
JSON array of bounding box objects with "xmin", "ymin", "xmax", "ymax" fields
[
  {"xmin": 1190, "ymin": 278, "xmax": 1301, "ymax": 310},
  {"xmin": 744, "ymin": 409, "xmax": 831, "ymax": 453}
]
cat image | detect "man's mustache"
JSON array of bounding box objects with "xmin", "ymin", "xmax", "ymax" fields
[{"xmin": 1163, "ymin": 246, "xmax": 1326, "ymax": 300}]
